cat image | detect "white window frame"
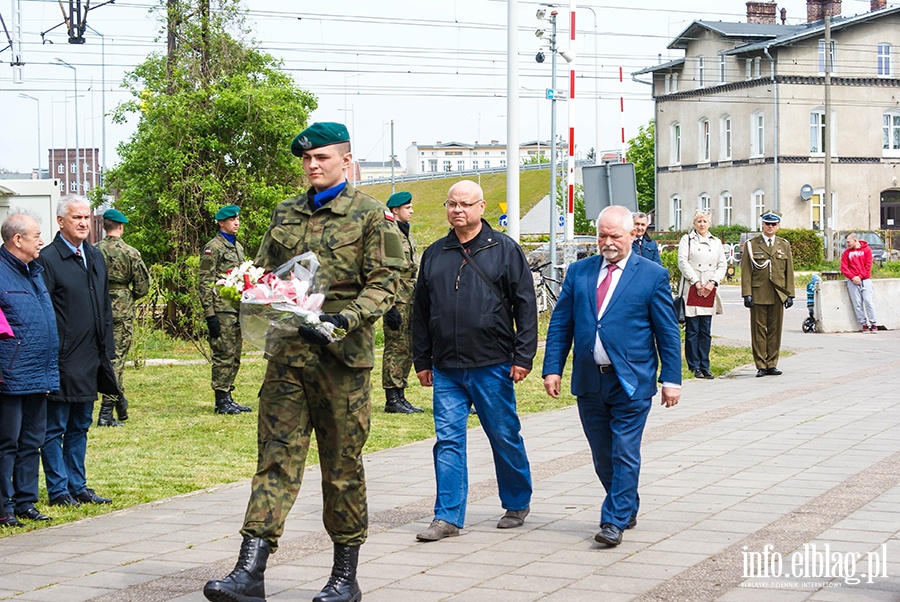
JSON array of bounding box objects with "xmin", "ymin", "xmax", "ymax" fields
[
  {"xmin": 665, "ymin": 74, "xmax": 671, "ymax": 94},
  {"xmin": 443, "ymin": 160, "xmax": 451, "ymax": 172},
  {"xmin": 751, "ymin": 111, "xmax": 765, "ymax": 157},
  {"xmin": 699, "ymin": 193, "xmax": 711, "ymax": 215},
  {"xmin": 70, "ymin": 162, "xmax": 77, "ymax": 174},
  {"xmin": 698, "ymin": 118, "xmax": 710, "ymax": 163},
  {"xmin": 883, "ymin": 110, "xmax": 900, "ymax": 156},
  {"xmin": 672, "ymin": 73, "xmax": 679, "ymax": 93},
  {"xmin": 671, "ymin": 122, "xmax": 681, "ymax": 165},
  {"xmin": 878, "ymin": 43, "xmax": 892, "ymax": 77},
  {"xmin": 720, "ymin": 192, "xmax": 733, "ymax": 226},
  {"xmin": 753, "ymin": 190, "xmax": 766, "ymax": 229},
  {"xmin": 698, "ymin": 56, "xmax": 705, "ymax": 87},
  {"xmin": 719, "ymin": 55, "xmax": 727, "ymax": 84},
  {"xmin": 810, "ymin": 190, "xmax": 833, "ymax": 231},
  {"xmin": 457, "ymin": 160, "xmax": 465, "ymax": 171},
  {"xmin": 819, "ymin": 40, "xmax": 836, "ymax": 74},
  {"xmin": 428, "ymin": 159, "xmax": 437, "ymax": 172},
  {"xmin": 754, "ymin": 57, "xmax": 761, "ymax": 78},
  {"xmin": 810, "ymin": 108, "xmax": 826, "ymax": 154},
  {"xmin": 69, "ymin": 180, "xmax": 77, "ymax": 192},
  {"xmin": 57, "ymin": 163, "xmax": 64, "ymax": 174},
  {"xmin": 472, "ymin": 160, "xmax": 479, "ymax": 170},
  {"xmin": 745, "ymin": 59, "xmax": 752, "ymax": 80},
  {"xmin": 484, "ymin": 159, "xmax": 491, "ymax": 168},
  {"xmin": 672, "ymin": 195, "xmax": 682, "ymax": 231},
  {"xmin": 720, "ymin": 115, "xmax": 732, "ymax": 160}
]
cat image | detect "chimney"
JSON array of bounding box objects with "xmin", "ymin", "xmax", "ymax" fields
[
  {"xmin": 807, "ymin": 0, "xmax": 841, "ymax": 22},
  {"xmin": 781, "ymin": 7, "xmax": 787, "ymax": 24},
  {"xmin": 871, "ymin": 0, "xmax": 886, "ymax": 11},
  {"xmin": 747, "ymin": 1, "xmax": 778, "ymax": 24}
]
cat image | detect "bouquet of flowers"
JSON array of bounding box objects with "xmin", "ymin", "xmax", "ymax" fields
[{"xmin": 218, "ymin": 252, "xmax": 346, "ymax": 349}]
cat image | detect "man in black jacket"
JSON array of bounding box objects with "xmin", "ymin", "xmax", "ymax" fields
[
  {"xmin": 412, "ymin": 179, "xmax": 538, "ymax": 542},
  {"xmin": 37, "ymin": 196, "xmax": 116, "ymax": 508}
]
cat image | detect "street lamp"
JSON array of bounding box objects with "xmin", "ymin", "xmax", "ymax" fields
[
  {"xmin": 54, "ymin": 58, "xmax": 80, "ymax": 195},
  {"xmin": 580, "ymin": 6, "xmax": 600, "ymax": 163},
  {"xmin": 536, "ymin": 7, "xmax": 560, "ymax": 277},
  {"xmin": 18, "ymin": 94, "xmax": 41, "ymax": 178},
  {"xmin": 85, "ymin": 25, "xmax": 107, "ymax": 184}
]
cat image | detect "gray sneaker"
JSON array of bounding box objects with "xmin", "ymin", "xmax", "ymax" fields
[
  {"xmin": 497, "ymin": 507, "xmax": 530, "ymax": 529},
  {"xmin": 416, "ymin": 519, "xmax": 460, "ymax": 542}
]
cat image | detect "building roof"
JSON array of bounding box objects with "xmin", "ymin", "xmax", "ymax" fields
[
  {"xmin": 667, "ymin": 21, "xmax": 805, "ymax": 50},
  {"xmin": 633, "ymin": 57, "xmax": 685, "ymax": 76},
  {"xmin": 357, "ymin": 160, "xmax": 401, "ymax": 168}
]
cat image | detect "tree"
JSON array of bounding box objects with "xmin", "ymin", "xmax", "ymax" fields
[
  {"xmin": 626, "ymin": 119, "xmax": 655, "ymax": 214},
  {"xmin": 555, "ymin": 178, "xmax": 592, "ymax": 234},
  {"xmin": 103, "ymin": 0, "xmax": 317, "ymax": 335}
]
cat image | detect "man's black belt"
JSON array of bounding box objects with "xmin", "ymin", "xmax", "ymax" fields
[{"xmin": 597, "ymin": 364, "xmax": 615, "ymax": 374}]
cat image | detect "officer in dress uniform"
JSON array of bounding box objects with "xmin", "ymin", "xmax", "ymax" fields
[
  {"xmin": 203, "ymin": 122, "xmax": 406, "ymax": 602},
  {"xmin": 198, "ymin": 205, "xmax": 251, "ymax": 415},
  {"xmin": 382, "ymin": 191, "xmax": 424, "ymax": 414},
  {"xmin": 95, "ymin": 209, "xmax": 150, "ymax": 426},
  {"xmin": 741, "ymin": 210, "xmax": 795, "ymax": 377}
]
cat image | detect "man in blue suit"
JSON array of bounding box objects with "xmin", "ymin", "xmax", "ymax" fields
[{"xmin": 543, "ymin": 205, "xmax": 682, "ymax": 547}]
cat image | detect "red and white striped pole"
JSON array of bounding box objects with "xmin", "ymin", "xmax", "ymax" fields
[
  {"xmin": 565, "ymin": 0, "xmax": 577, "ymax": 242},
  {"xmin": 619, "ymin": 67, "xmax": 626, "ymax": 162}
]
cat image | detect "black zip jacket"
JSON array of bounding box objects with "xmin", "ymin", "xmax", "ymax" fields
[{"xmin": 412, "ymin": 220, "xmax": 538, "ymax": 372}]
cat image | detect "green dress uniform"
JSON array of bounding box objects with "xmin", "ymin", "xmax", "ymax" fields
[
  {"xmin": 741, "ymin": 233, "xmax": 795, "ymax": 370},
  {"xmin": 96, "ymin": 234, "xmax": 150, "ymax": 420},
  {"xmin": 199, "ymin": 231, "xmax": 244, "ymax": 395},
  {"xmin": 240, "ymin": 181, "xmax": 405, "ymax": 550}
]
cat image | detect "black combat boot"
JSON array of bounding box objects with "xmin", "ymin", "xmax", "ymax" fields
[
  {"xmin": 115, "ymin": 393, "xmax": 129, "ymax": 422},
  {"xmin": 97, "ymin": 398, "xmax": 122, "ymax": 427},
  {"xmin": 215, "ymin": 390, "xmax": 241, "ymax": 415},
  {"xmin": 397, "ymin": 389, "xmax": 424, "ymax": 413},
  {"xmin": 203, "ymin": 536, "xmax": 270, "ymax": 602},
  {"xmin": 384, "ymin": 388, "xmax": 413, "ymax": 414},
  {"xmin": 313, "ymin": 544, "xmax": 362, "ymax": 602},
  {"xmin": 226, "ymin": 392, "xmax": 252, "ymax": 413}
]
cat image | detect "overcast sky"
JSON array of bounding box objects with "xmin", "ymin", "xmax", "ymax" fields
[{"xmin": 0, "ymin": 0, "xmax": 886, "ymax": 174}]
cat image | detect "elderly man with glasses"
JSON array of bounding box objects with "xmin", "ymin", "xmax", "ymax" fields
[{"xmin": 412, "ymin": 179, "xmax": 538, "ymax": 542}]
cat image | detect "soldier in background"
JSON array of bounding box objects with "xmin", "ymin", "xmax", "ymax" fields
[
  {"xmin": 95, "ymin": 209, "xmax": 150, "ymax": 426},
  {"xmin": 382, "ymin": 191, "xmax": 424, "ymax": 414},
  {"xmin": 204, "ymin": 122, "xmax": 405, "ymax": 602},
  {"xmin": 198, "ymin": 205, "xmax": 251, "ymax": 415}
]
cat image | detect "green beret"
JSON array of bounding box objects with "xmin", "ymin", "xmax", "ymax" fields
[
  {"xmin": 291, "ymin": 122, "xmax": 350, "ymax": 157},
  {"xmin": 215, "ymin": 205, "xmax": 240, "ymax": 221},
  {"xmin": 386, "ymin": 191, "xmax": 412, "ymax": 208},
  {"xmin": 103, "ymin": 209, "xmax": 129, "ymax": 224}
]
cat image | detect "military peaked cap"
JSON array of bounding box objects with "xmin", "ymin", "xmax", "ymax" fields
[{"xmin": 760, "ymin": 210, "xmax": 782, "ymax": 224}]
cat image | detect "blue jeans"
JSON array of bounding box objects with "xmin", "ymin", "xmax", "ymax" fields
[
  {"xmin": 432, "ymin": 363, "xmax": 532, "ymax": 528},
  {"xmin": 577, "ymin": 372, "xmax": 651, "ymax": 530},
  {"xmin": 684, "ymin": 315, "xmax": 712, "ymax": 372},
  {"xmin": 0, "ymin": 394, "xmax": 48, "ymax": 514},
  {"xmin": 42, "ymin": 400, "xmax": 94, "ymax": 500}
]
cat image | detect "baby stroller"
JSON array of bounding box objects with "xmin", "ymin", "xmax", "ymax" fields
[{"xmin": 802, "ymin": 274, "xmax": 821, "ymax": 333}]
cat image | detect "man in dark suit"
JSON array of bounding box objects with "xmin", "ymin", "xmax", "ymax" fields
[
  {"xmin": 37, "ymin": 196, "xmax": 117, "ymax": 508},
  {"xmin": 542, "ymin": 205, "xmax": 681, "ymax": 547}
]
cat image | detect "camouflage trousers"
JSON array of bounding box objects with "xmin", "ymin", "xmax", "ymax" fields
[
  {"xmin": 210, "ymin": 312, "xmax": 241, "ymax": 392},
  {"xmin": 240, "ymin": 353, "xmax": 372, "ymax": 550},
  {"xmin": 101, "ymin": 318, "xmax": 133, "ymax": 403},
  {"xmin": 382, "ymin": 303, "xmax": 413, "ymax": 389}
]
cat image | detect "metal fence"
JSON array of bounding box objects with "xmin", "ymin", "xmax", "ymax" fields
[{"xmin": 355, "ymin": 159, "xmax": 594, "ymax": 187}]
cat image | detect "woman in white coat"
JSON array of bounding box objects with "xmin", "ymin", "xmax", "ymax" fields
[{"xmin": 677, "ymin": 211, "xmax": 727, "ymax": 379}]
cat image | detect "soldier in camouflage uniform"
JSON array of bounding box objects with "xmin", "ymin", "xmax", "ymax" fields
[
  {"xmin": 198, "ymin": 205, "xmax": 251, "ymax": 415},
  {"xmin": 381, "ymin": 191, "xmax": 423, "ymax": 414},
  {"xmin": 95, "ymin": 209, "xmax": 150, "ymax": 426},
  {"xmin": 204, "ymin": 122, "xmax": 405, "ymax": 602}
]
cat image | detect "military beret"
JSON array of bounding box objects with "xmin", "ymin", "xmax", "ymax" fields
[
  {"xmin": 291, "ymin": 122, "xmax": 350, "ymax": 157},
  {"xmin": 760, "ymin": 210, "xmax": 782, "ymax": 224},
  {"xmin": 103, "ymin": 209, "xmax": 129, "ymax": 224},
  {"xmin": 215, "ymin": 205, "xmax": 240, "ymax": 221},
  {"xmin": 386, "ymin": 191, "xmax": 412, "ymax": 208}
]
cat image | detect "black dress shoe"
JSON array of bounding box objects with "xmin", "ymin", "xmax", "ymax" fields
[
  {"xmin": 693, "ymin": 369, "xmax": 705, "ymax": 379},
  {"xmin": 626, "ymin": 515, "xmax": 637, "ymax": 530},
  {"xmin": 16, "ymin": 507, "xmax": 52, "ymax": 521},
  {"xmin": 765, "ymin": 367, "xmax": 782, "ymax": 376},
  {"xmin": 594, "ymin": 523, "xmax": 623, "ymax": 546},
  {"xmin": 701, "ymin": 370, "xmax": 714, "ymax": 379},
  {"xmin": 74, "ymin": 488, "xmax": 112, "ymax": 505},
  {"xmin": 756, "ymin": 369, "xmax": 767, "ymax": 377},
  {"xmin": 49, "ymin": 494, "xmax": 81, "ymax": 508},
  {"xmin": 0, "ymin": 514, "xmax": 22, "ymax": 527}
]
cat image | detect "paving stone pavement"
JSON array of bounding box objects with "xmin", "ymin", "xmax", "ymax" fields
[{"xmin": 0, "ymin": 285, "xmax": 898, "ymax": 602}]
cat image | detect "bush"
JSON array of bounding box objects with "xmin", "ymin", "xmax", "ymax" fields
[
  {"xmin": 709, "ymin": 224, "xmax": 750, "ymax": 243},
  {"xmin": 660, "ymin": 249, "xmax": 681, "ymax": 293},
  {"xmin": 778, "ymin": 229, "xmax": 824, "ymax": 269}
]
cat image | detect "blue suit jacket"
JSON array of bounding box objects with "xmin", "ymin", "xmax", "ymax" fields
[{"xmin": 542, "ymin": 253, "xmax": 682, "ymax": 400}]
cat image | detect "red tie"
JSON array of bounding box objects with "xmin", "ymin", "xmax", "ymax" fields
[
  {"xmin": 75, "ymin": 248, "xmax": 82, "ymax": 257},
  {"xmin": 596, "ymin": 263, "xmax": 618, "ymax": 314}
]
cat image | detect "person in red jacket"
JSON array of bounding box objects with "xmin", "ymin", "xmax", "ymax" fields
[{"xmin": 840, "ymin": 233, "xmax": 877, "ymax": 333}]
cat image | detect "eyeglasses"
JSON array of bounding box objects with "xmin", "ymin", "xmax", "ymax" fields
[{"xmin": 443, "ymin": 199, "xmax": 484, "ymax": 211}]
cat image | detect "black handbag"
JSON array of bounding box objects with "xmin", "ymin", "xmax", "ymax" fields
[{"xmin": 674, "ymin": 294, "xmax": 686, "ymax": 325}]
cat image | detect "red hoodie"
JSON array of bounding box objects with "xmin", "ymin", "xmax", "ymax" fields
[{"xmin": 840, "ymin": 240, "xmax": 873, "ymax": 280}]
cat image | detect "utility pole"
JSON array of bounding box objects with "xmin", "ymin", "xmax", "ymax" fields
[
  {"xmin": 167, "ymin": 0, "xmax": 177, "ymax": 93},
  {"xmin": 390, "ymin": 119, "xmax": 395, "ymax": 195},
  {"xmin": 824, "ymin": 16, "xmax": 833, "ymax": 261}
]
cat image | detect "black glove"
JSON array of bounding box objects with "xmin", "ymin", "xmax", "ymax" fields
[
  {"xmin": 743, "ymin": 296, "xmax": 753, "ymax": 308},
  {"xmin": 383, "ymin": 307, "xmax": 402, "ymax": 331},
  {"xmin": 206, "ymin": 315, "xmax": 221, "ymax": 339},
  {"xmin": 784, "ymin": 297, "xmax": 794, "ymax": 309},
  {"xmin": 297, "ymin": 314, "xmax": 349, "ymax": 346}
]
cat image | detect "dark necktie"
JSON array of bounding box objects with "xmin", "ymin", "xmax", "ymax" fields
[{"xmin": 596, "ymin": 264, "xmax": 618, "ymax": 314}]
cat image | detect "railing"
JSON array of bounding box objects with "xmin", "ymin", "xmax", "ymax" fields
[{"xmin": 356, "ymin": 159, "xmax": 594, "ymax": 187}]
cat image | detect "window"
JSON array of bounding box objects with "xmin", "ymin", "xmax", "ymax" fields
[
  {"xmin": 754, "ymin": 57, "xmax": 761, "ymax": 78},
  {"xmin": 698, "ymin": 118, "xmax": 710, "ymax": 162},
  {"xmin": 59, "ymin": 181, "xmax": 65, "ymax": 193},
  {"xmin": 500, "ymin": 160, "xmax": 506, "ymax": 167},
  {"xmin": 83, "ymin": 181, "xmax": 90, "ymax": 193},
  {"xmin": 753, "ymin": 190, "xmax": 765, "ymax": 229},
  {"xmin": 443, "ymin": 160, "xmax": 451, "ymax": 172},
  {"xmin": 878, "ymin": 43, "xmax": 892, "ymax": 76},
  {"xmin": 446, "ymin": 151, "xmax": 462, "ymax": 156},
  {"xmin": 420, "ymin": 161, "xmax": 425, "ymax": 172},
  {"xmin": 720, "ymin": 115, "xmax": 732, "ymax": 160},
  {"xmin": 672, "ymin": 195, "xmax": 682, "ymax": 231},
  {"xmin": 57, "ymin": 163, "xmax": 64, "ymax": 174},
  {"xmin": 456, "ymin": 160, "xmax": 464, "ymax": 171},
  {"xmin": 671, "ymin": 122, "xmax": 681, "ymax": 164},
  {"xmin": 810, "ymin": 108, "xmax": 826, "ymax": 154},
  {"xmin": 500, "ymin": 151, "xmax": 506, "ymax": 156},
  {"xmin": 745, "ymin": 59, "xmax": 752, "ymax": 80},
  {"xmin": 83, "ymin": 162, "xmax": 90, "ymax": 174},
  {"xmin": 665, "ymin": 74, "xmax": 671, "ymax": 94},
  {"xmin": 751, "ymin": 111, "xmax": 765, "ymax": 156},
  {"xmin": 70, "ymin": 162, "xmax": 77, "ymax": 174},
  {"xmin": 672, "ymin": 73, "xmax": 679, "ymax": 93},
  {"xmin": 472, "ymin": 160, "xmax": 479, "ymax": 170},
  {"xmin": 484, "ymin": 160, "xmax": 491, "ymax": 168},
  {"xmin": 428, "ymin": 159, "xmax": 437, "ymax": 172},
  {"xmin": 698, "ymin": 56, "xmax": 705, "ymax": 87},
  {"xmin": 719, "ymin": 55, "xmax": 726, "ymax": 84},
  {"xmin": 699, "ymin": 193, "xmax": 711, "ymax": 214},
  {"xmin": 69, "ymin": 180, "xmax": 77, "ymax": 192},
  {"xmin": 883, "ymin": 111, "xmax": 900, "ymax": 152},
  {"xmin": 818, "ymin": 40, "xmax": 836, "ymax": 74},
  {"xmin": 720, "ymin": 192, "xmax": 733, "ymax": 226},
  {"xmin": 811, "ymin": 192, "xmax": 825, "ymax": 231}
]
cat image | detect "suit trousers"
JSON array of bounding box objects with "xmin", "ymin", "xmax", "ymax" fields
[
  {"xmin": 577, "ymin": 372, "xmax": 651, "ymax": 530},
  {"xmin": 750, "ymin": 302, "xmax": 784, "ymax": 369},
  {"xmin": 684, "ymin": 315, "xmax": 712, "ymax": 372},
  {"xmin": 0, "ymin": 394, "xmax": 47, "ymax": 514},
  {"xmin": 42, "ymin": 400, "xmax": 94, "ymax": 500}
]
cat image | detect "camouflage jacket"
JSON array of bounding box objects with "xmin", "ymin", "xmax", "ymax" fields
[
  {"xmin": 96, "ymin": 235, "xmax": 151, "ymax": 323},
  {"xmin": 255, "ymin": 182, "xmax": 406, "ymax": 369},
  {"xmin": 199, "ymin": 233, "xmax": 244, "ymax": 316},
  {"xmin": 394, "ymin": 226, "xmax": 418, "ymax": 305}
]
